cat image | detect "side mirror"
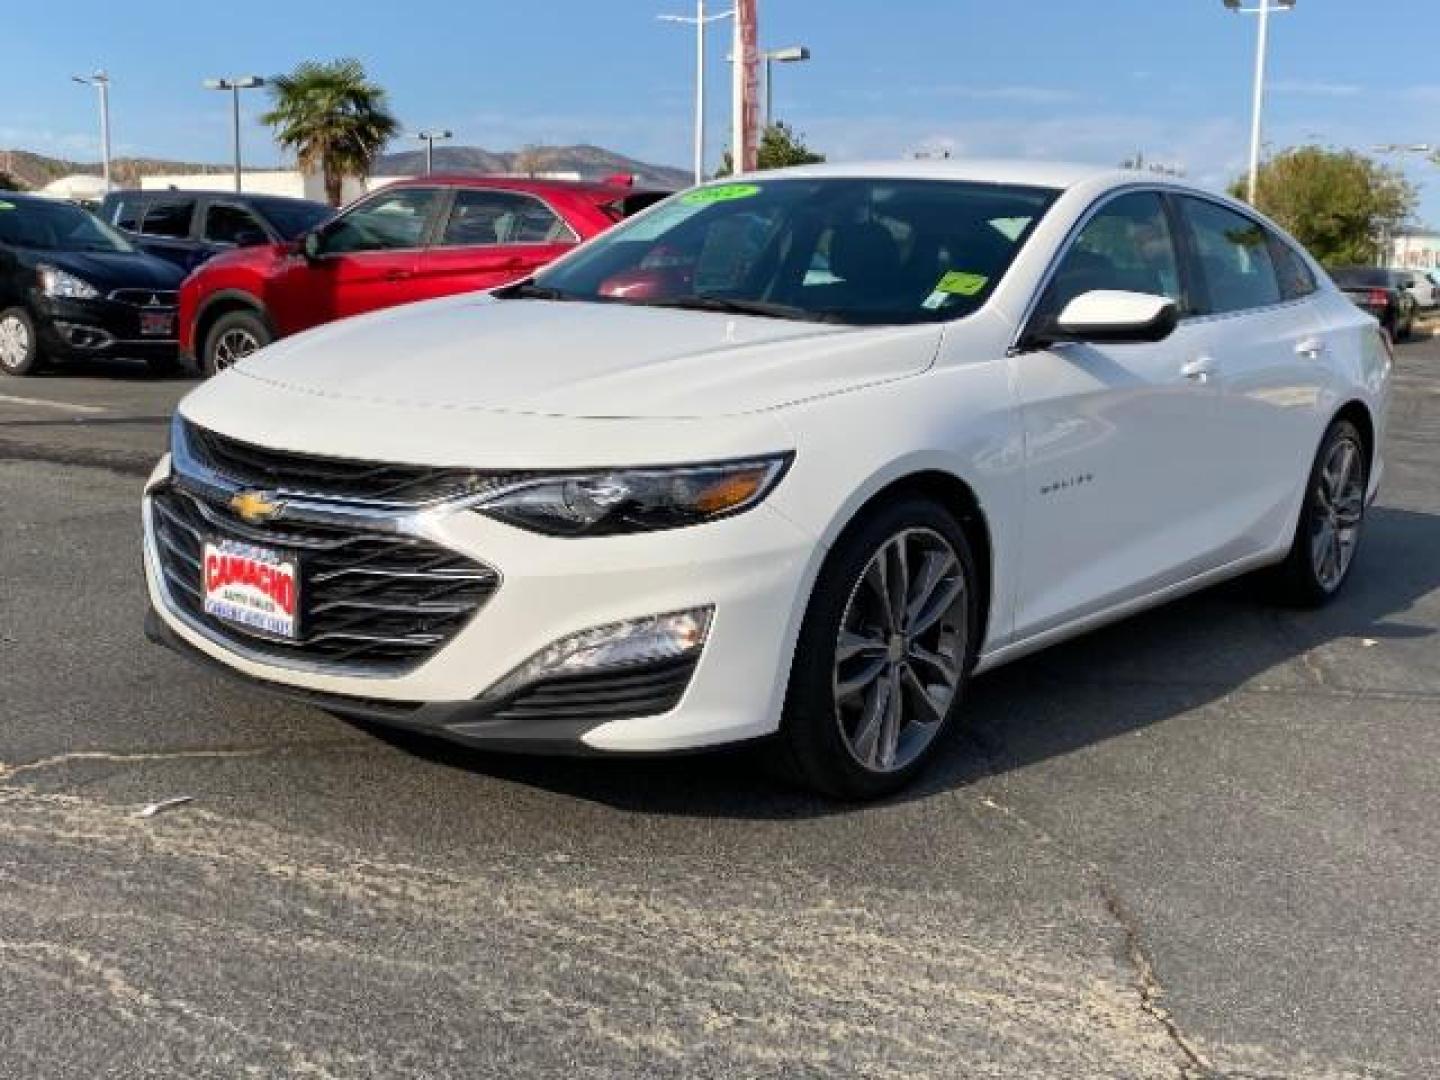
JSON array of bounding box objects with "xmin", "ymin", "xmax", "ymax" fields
[
  {"xmin": 301, "ymin": 231, "xmax": 324, "ymax": 262},
  {"xmin": 233, "ymin": 229, "xmax": 266, "ymax": 249},
  {"xmin": 1037, "ymin": 290, "xmax": 1179, "ymax": 347}
]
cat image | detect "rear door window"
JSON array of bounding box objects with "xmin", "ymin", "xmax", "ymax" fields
[
  {"xmin": 140, "ymin": 199, "xmax": 197, "ymax": 240},
  {"xmin": 1179, "ymin": 197, "xmax": 1283, "ymax": 314},
  {"xmin": 1268, "ymin": 235, "xmax": 1317, "ymax": 300},
  {"xmin": 204, "ymin": 203, "xmax": 268, "ymax": 245},
  {"xmin": 439, "ymin": 190, "xmax": 577, "ymax": 248}
]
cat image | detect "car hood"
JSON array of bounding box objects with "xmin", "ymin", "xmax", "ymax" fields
[
  {"xmin": 234, "ymin": 293, "xmax": 943, "ymax": 419},
  {"xmin": 32, "ymin": 249, "xmax": 185, "ymax": 291}
]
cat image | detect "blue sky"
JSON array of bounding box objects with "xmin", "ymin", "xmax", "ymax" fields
[{"xmin": 6, "ymin": 0, "xmax": 1439, "ymax": 222}]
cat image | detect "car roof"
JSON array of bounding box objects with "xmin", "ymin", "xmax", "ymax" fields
[
  {"xmin": 384, "ymin": 174, "xmax": 666, "ymax": 200},
  {"xmin": 748, "ymin": 158, "xmax": 1131, "ymax": 191},
  {"xmin": 99, "ymin": 188, "xmax": 325, "ymax": 207}
]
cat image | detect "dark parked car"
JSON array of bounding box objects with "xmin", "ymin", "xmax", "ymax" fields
[
  {"xmin": 97, "ymin": 189, "xmax": 333, "ymax": 273},
  {"xmin": 1329, "ymin": 266, "xmax": 1418, "ymax": 340},
  {"xmin": 0, "ymin": 192, "xmax": 185, "ymax": 376}
]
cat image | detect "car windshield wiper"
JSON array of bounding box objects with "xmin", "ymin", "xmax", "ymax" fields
[
  {"xmin": 636, "ymin": 295, "xmax": 847, "ymax": 324},
  {"xmin": 496, "ymin": 281, "xmax": 574, "ymax": 302}
]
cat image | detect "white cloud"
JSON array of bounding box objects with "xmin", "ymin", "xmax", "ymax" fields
[{"xmin": 1270, "ymin": 79, "xmax": 1361, "ymax": 98}]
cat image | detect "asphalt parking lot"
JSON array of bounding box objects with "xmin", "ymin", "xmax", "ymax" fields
[{"xmin": 2, "ymin": 331, "xmax": 1437, "ymax": 1079}]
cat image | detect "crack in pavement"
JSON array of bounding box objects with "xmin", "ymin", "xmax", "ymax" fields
[
  {"xmin": 0, "ymin": 742, "xmax": 367, "ymax": 785},
  {"xmin": 964, "ymin": 733, "xmax": 1214, "ymax": 1080}
]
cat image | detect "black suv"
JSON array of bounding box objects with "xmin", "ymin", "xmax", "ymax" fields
[
  {"xmin": 97, "ymin": 189, "xmax": 333, "ymax": 273},
  {"xmin": 0, "ymin": 193, "xmax": 185, "ymax": 376}
]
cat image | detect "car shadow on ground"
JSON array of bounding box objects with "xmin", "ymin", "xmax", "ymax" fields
[
  {"xmin": 350, "ymin": 505, "xmax": 1440, "ymax": 819},
  {"xmin": 29, "ymin": 358, "xmax": 199, "ymax": 383}
]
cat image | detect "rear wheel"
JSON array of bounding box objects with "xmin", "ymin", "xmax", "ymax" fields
[
  {"xmin": 773, "ymin": 497, "xmax": 978, "ymax": 800},
  {"xmin": 1271, "ymin": 418, "xmax": 1368, "ymax": 607},
  {"xmin": 0, "ymin": 307, "xmax": 41, "ymax": 376},
  {"xmin": 203, "ymin": 309, "xmax": 271, "ymax": 376}
]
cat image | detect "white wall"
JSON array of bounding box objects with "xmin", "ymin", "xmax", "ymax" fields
[
  {"xmin": 139, "ymin": 171, "xmax": 413, "ymax": 206},
  {"xmin": 1392, "ymin": 233, "xmax": 1440, "ymax": 271}
]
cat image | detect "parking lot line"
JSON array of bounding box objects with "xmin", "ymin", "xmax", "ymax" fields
[{"xmin": 0, "ymin": 394, "xmax": 107, "ymax": 415}]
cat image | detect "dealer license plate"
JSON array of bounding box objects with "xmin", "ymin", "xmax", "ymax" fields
[
  {"xmin": 202, "ymin": 538, "xmax": 300, "ymax": 640},
  {"xmin": 140, "ymin": 311, "xmax": 175, "ymax": 336}
]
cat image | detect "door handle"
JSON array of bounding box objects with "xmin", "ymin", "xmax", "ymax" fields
[
  {"xmin": 1295, "ymin": 337, "xmax": 1326, "ymax": 359},
  {"xmin": 1181, "ymin": 357, "xmax": 1215, "ymax": 384}
]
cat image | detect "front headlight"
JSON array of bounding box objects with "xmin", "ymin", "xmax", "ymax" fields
[
  {"xmin": 37, "ymin": 265, "xmax": 101, "ymax": 300},
  {"xmin": 476, "ymin": 455, "xmax": 792, "ymax": 537}
]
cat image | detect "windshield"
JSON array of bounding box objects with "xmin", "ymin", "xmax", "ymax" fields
[
  {"xmin": 259, "ymin": 199, "xmax": 334, "ymax": 239},
  {"xmin": 528, "ymin": 178, "xmax": 1058, "ymax": 325},
  {"xmin": 0, "ymin": 197, "xmax": 134, "ymax": 253}
]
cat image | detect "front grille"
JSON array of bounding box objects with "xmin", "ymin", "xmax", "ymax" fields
[
  {"xmin": 182, "ymin": 421, "xmax": 523, "ymax": 507},
  {"xmin": 109, "ymin": 289, "xmax": 179, "ymax": 307},
  {"xmin": 486, "ymin": 658, "xmax": 698, "ymax": 723},
  {"xmin": 149, "ymin": 483, "xmax": 498, "ymax": 673}
]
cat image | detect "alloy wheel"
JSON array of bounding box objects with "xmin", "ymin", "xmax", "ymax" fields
[
  {"xmin": 213, "ymin": 328, "xmax": 261, "ymax": 371},
  {"xmin": 0, "ymin": 315, "xmax": 31, "ymax": 372},
  {"xmin": 832, "ymin": 527, "xmax": 968, "ymax": 773},
  {"xmin": 1310, "ymin": 434, "xmax": 1366, "ymax": 592}
]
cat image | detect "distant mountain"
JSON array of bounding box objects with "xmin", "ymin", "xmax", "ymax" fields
[
  {"xmin": 374, "ymin": 144, "xmax": 690, "ymax": 189},
  {"xmin": 0, "ymin": 143, "xmax": 690, "ymax": 194},
  {"xmin": 0, "ymin": 150, "xmax": 231, "ymax": 191}
]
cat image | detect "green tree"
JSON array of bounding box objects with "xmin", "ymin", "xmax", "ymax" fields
[
  {"xmin": 718, "ymin": 121, "xmax": 825, "ymax": 176},
  {"xmin": 0, "ymin": 170, "xmax": 20, "ymax": 192},
  {"xmin": 261, "ymin": 59, "xmax": 400, "ymax": 206},
  {"xmin": 1232, "ymin": 146, "xmax": 1416, "ymax": 267}
]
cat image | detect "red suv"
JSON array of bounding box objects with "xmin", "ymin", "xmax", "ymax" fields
[{"xmin": 178, "ymin": 176, "xmax": 666, "ymax": 374}]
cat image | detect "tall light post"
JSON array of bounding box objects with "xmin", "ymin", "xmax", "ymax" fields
[
  {"xmin": 203, "ymin": 76, "xmax": 266, "ymax": 193},
  {"xmin": 659, "ymin": 1, "xmax": 735, "ymax": 185},
  {"xmin": 1223, "ymin": 0, "xmax": 1297, "ymax": 205},
  {"xmin": 414, "ymin": 130, "xmax": 453, "ymax": 175},
  {"xmin": 71, "ymin": 71, "xmax": 112, "ymax": 193},
  {"xmin": 762, "ymin": 46, "xmax": 810, "ymax": 127}
]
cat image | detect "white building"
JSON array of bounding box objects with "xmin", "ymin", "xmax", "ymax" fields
[
  {"xmin": 139, "ymin": 170, "xmax": 412, "ymax": 205},
  {"xmin": 1391, "ymin": 230, "xmax": 1440, "ymax": 271}
]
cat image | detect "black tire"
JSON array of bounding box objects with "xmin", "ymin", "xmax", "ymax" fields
[
  {"xmin": 771, "ymin": 496, "xmax": 980, "ymax": 800},
  {"xmin": 1269, "ymin": 418, "xmax": 1369, "ymax": 608},
  {"xmin": 0, "ymin": 306, "xmax": 42, "ymax": 377},
  {"xmin": 202, "ymin": 309, "xmax": 272, "ymax": 376}
]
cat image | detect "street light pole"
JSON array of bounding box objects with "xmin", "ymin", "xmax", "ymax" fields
[
  {"xmin": 203, "ymin": 77, "xmax": 266, "ymax": 193},
  {"xmin": 71, "ymin": 71, "xmax": 112, "ymax": 193},
  {"xmin": 415, "ymin": 130, "xmax": 453, "ymax": 175},
  {"xmin": 1224, "ymin": 0, "xmax": 1296, "ymax": 205},
  {"xmin": 660, "ymin": 1, "xmax": 735, "ymax": 185},
  {"xmin": 762, "ymin": 46, "xmax": 811, "ymax": 127}
]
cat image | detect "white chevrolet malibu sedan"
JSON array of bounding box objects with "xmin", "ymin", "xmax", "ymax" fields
[{"xmin": 143, "ymin": 161, "xmax": 1391, "ymax": 798}]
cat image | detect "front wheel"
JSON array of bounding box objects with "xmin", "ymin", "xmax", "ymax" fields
[
  {"xmin": 202, "ymin": 309, "xmax": 272, "ymax": 376},
  {"xmin": 1271, "ymin": 418, "xmax": 1369, "ymax": 607},
  {"xmin": 773, "ymin": 497, "xmax": 979, "ymax": 800},
  {"xmin": 0, "ymin": 307, "xmax": 42, "ymax": 376}
]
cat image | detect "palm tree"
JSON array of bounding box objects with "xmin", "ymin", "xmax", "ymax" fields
[{"xmin": 261, "ymin": 59, "xmax": 400, "ymax": 206}]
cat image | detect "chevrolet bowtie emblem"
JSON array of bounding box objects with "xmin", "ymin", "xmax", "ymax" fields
[{"xmin": 229, "ymin": 490, "xmax": 283, "ymax": 524}]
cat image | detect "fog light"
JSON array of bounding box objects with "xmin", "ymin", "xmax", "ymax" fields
[{"xmin": 483, "ymin": 607, "xmax": 713, "ymax": 701}]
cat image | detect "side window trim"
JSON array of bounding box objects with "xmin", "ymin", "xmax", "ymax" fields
[{"xmin": 1160, "ymin": 191, "xmax": 1207, "ymax": 318}]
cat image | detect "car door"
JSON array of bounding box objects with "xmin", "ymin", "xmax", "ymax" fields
[
  {"xmin": 410, "ymin": 188, "xmax": 579, "ymax": 301},
  {"xmin": 289, "ymin": 187, "xmax": 442, "ymax": 325},
  {"xmin": 1174, "ymin": 195, "xmax": 1331, "ymax": 555},
  {"xmin": 1008, "ymin": 189, "xmax": 1229, "ymax": 639}
]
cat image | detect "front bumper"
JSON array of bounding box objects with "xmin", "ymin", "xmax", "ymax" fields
[
  {"xmin": 35, "ymin": 295, "xmax": 179, "ymax": 360},
  {"xmin": 141, "ymin": 456, "xmax": 818, "ymax": 754}
]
